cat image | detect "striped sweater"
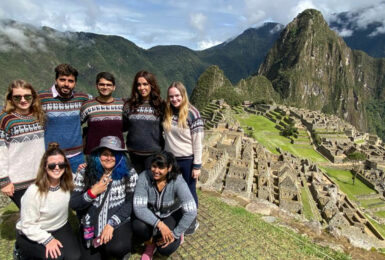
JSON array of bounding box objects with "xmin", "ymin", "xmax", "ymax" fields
[
  {"xmin": 39, "ymin": 88, "xmax": 89, "ymax": 156},
  {"xmin": 0, "ymin": 112, "xmax": 45, "ymax": 190},
  {"xmin": 164, "ymin": 105, "xmax": 204, "ymax": 169},
  {"xmin": 80, "ymin": 98, "xmax": 125, "ymax": 154}
]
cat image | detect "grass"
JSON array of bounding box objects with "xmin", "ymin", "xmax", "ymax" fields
[
  {"xmin": 236, "ymin": 114, "xmax": 328, "ymax": 163},
  {"xmin": 364, "ymin": 213, "xmax": 385, "ymax": 239},
  {"xmin": 375, "ymin": 211, "xmax": 385, "ymax": 218},
  {"xmin": 301, "ymin": 187, "xmax": 315, "ymax": 220},
  {"xmin": 202, "ymin": 194, "xmax": 350, "ymax": 259},
  {"xmin": 360, "ymin": 198, "xmax": 385, "ymax": 208},
  {"xmin": 321, "ymin": 167, "xmax": 377, "ymax": 201}
]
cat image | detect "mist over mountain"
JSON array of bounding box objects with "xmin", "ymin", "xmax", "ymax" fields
[
  {"xmin": 0, "ymin": 19, "xmax": 280, "ymax": 101},
  {"xmin": 329, "ymin": 2, "xmax": 385, "ymax": 58}
]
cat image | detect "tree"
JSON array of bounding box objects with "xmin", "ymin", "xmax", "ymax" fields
[
  {"xmin": 343, "ymin": 151, "xmax": 367, "ymax": 185},
  {"xmin": 281, "ymin": 122, "xmax": 299, "ymax": 138}
]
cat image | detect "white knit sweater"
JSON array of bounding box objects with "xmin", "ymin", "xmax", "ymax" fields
[{"xmin": 16, "ymin": 184, "xmax": 70, "ymax": 245}]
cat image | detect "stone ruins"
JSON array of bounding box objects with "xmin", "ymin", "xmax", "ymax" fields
[{"xmin": 200, "ymin": 100, "xmax": 385, "ymax": 249}]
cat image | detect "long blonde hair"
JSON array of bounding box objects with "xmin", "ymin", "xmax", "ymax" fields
[
  {"xmin": 4, "ymin": 80, "xmax": 45, "ymax": 126},
  {"xmin": 163, "ymin": 82, "xmax": 189, "ymax": 131}
]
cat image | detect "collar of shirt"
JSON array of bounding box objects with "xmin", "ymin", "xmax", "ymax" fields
[{"xmin": 51, "ymin": 84, "xmax": 74, "ymax": 99}]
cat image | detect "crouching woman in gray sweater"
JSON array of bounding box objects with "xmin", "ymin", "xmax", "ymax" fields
[{"xmin": 133, "ymin": 151, "xmax": 197, "ymax": 259}]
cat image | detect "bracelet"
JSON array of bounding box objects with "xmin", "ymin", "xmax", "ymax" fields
[{"xmin": 87, "ymin": 189, "xmax": 97, "ymax": 199}]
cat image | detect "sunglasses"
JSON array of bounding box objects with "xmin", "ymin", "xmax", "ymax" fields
[
  {"xmin": 12, "ymin": 95, "xmax": 33, "ymax": 102},
  {"xmin": 47, "ymin": 162, "xmax": 67, "ymax": 170}
]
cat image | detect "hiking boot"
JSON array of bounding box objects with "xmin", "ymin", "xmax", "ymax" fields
[{"xmin": 141, "ymin": 243, "xmax": 156, "ymax": 260}]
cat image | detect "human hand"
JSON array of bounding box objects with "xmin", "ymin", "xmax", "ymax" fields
[
  {"xmin": 90, "ymin": 174, "xmax": 112, "ymax": 195},
  {"xmin": 157, "ymin": 221, "xmax": 174, "ymax": 248},
  {"xmin": 1, "ymin": 183, "xmax": 14, "ymax": 197},
  {"xmin": 77, "ymin": 163, "xmax": 87, "ymax": 171},
  {"xmin": 192, "ymin": 168, "xmax": 200, "ymax": 179},
  {"xmin": 45, "ymin": 238, "xmax": 63, "ymax": 259},
  {"xmin": 100, "ymin": 224, "xmax": 114, "ymax": 245}
]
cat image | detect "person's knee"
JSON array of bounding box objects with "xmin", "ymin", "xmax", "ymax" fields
[
  {"xmin": 64, "ymin": 249, "xmax": 82, "ymax": 260},
  {"xmin": 105, "ymin": 240, "xmax": 131, "ymax": 258},
  {"xmin": 157, "ymin": 246, "xmax": 177, "ymax": 257},
  {"xmin": 132, "ymin": 220, "xmax": 151, "ymax": 241}
]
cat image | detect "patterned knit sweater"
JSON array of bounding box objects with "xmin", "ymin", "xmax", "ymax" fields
[
  {"xmin": 0, "ymin": 112, "xmax": 45, "ymax": 190},
  {"xmin": 70, "ymin": 168, "xmax": 138, "ymax": 237},
  {"xmin": 164, "ymin": 105, "xmax": 204, "ymax": 169},
  {"xmin": 133, "ymin": 170, "xmax": 197, "ymax": 239},
  {"xmin": 123, "ymin": 101, "xmax": 164, "ymax": 153},
  {"xmin": 80, "ymin": 98, "xmax": 125, "ymax": 154},
  {"xmin": 38, "ymin": 87, "xmax": 89, "ymax": 156}
]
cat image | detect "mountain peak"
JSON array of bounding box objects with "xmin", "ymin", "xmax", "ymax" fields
[{"xmin": 257, "ymin": 8, "xmax": 385, "ymax": 132}]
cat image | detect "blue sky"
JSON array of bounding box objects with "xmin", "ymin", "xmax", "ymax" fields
[{"xmin": 0, "ymin": 0, "xmax": 384, "ymax": 50}]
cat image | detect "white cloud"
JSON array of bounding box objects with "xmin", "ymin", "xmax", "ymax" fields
[
  {"xmin": 332, "ymin": 27, "xmax": 354, "ymax": 37},
  {"xmin": 0, "ymin": 22, "xmax": 47, "ymax": 52},
  {"xmin": 197, "ymin": 39, "xmax": 222, "ymax": 50},
  {"xmin": 1, "ymin": 0, "xmax": 385, "ymax": 50},
  {"xmin": 190, "ymin": 13, "xmax": 207, "ymax": 33}
]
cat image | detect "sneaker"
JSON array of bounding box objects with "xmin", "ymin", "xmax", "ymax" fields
[
  {"xmin": 180, "ymin": 234, "xmax": 184, "ymax": 245},
  {"xmin": 185, "ymin": 220, "xmax": 199, "ymax": 235},
  {"xmin": 141, "ymin": 243, "xmax": 156, "ymax": 260}
]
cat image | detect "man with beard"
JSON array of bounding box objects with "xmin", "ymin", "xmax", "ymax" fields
[
  {"xmin": 80, "ymin": 72, "xmax": 125, "ymax": 154},
  {"xmin": 39, "ymin": 64, "xmax": 90, "ymax": 173}
]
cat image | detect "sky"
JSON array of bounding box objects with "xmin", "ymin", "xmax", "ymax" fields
[{"xmin": 0, "ymin": 0, "xmax": 384, "ymax": 50}]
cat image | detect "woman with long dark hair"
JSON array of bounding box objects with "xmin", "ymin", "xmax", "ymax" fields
[
  {"xmin": 70, "ymin": 136, "xmax": 137, "ymax": 260},
  {"xmin": 123, "ymin": 70, "xmax": 164, "ymax": 173},
  {"xmin": 133, "ymin": 151, "xmax": 197, "ymax": 260},
  {"xmin": 0, "ymin": 79, "xmax": 45, "ymax": 208},
  {"xmin": 16, "ymin": 142, "xmax": 80, "ymax": 260}
]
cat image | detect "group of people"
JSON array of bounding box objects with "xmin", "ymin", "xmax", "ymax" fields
[{"xmin": 0, "ymin": 63, "xmax": 204, "ymax": 260}]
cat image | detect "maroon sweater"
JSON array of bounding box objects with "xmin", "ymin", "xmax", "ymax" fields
[{"xmin": 80, "ymin": 98, "xmax": 125, "ymax": 154}]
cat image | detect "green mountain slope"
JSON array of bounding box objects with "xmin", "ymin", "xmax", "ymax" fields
[
  {"xmin": 190, "ymin": 65, "xmax": 279, "ymax": 110},
  {"xmin": 258, "ymin": 9, "xmax": 385, "ymax": 134},
  {"xmin": 0, "ymin": 19, "xmax": 280, "ymax": 102}
]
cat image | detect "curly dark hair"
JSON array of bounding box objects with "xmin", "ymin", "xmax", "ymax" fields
[{"xmin": 126, "ymin": 70, "xmax": 164, "ymax": 117}]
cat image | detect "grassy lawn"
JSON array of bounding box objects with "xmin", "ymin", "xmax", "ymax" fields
[
  {"xmin": 360, "ymin": 198, "xmax": 385, "ymax": 208},
  {"xmin": 237, "ymin": 114, "xmax": 328, "ymax": 163},
  {"xmin": 301, "ymin": 187, "xmax": 315, "ymax": 220},
  {"xmin": 364, "ymin": 213, "xmax": 385, "ymax": 239},
  {"xmin": 375, "ymin": 211, "xmax": 385, "ymax": 219},
  {"xmin": 354, "ymin": 139, "xmax": 366, "ymax": 144},
  {"xmin": 321, "ymin": 167, "xmax": 377, "ymax": 201}
]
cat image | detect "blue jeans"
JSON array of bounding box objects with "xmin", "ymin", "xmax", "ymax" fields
[
  {"xmin": 176, "ymin": 157, "xmax": 198, "ymax": 207},
  {"xmin": 68, "ymin": 153, "xmax": 85, "ymax": 174}
]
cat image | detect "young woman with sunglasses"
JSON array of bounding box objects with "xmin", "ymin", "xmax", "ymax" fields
[
  {"xmin": 123, "ymin": 70, "xmax": 165, "ymax": 174},
  {"xmin": 70, "ymin": 136, "xmax": 137, "ymax": 260},
  {"xmin": 16, "ymin": 142, "xmax": 81, "ymax": 260},
  {"xmin": 0, "ymin": 80, "xmax": 45, "ymax": 208}
]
